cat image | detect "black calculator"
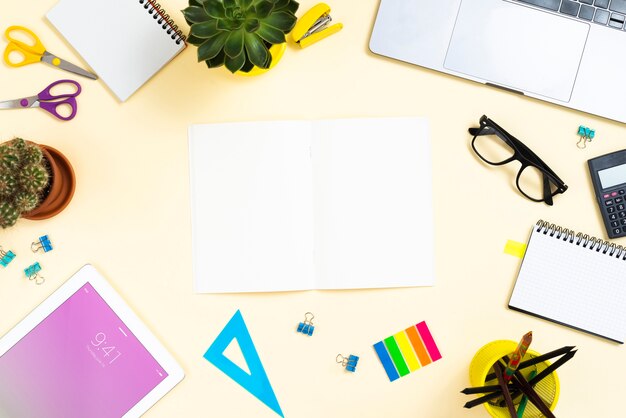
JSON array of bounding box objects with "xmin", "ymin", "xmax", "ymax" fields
[{"xmin": 588, "ymin": 150, "xmax": 626, "ymax": 239}]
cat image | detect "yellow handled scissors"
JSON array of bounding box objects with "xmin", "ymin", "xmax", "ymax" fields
[{"xmin": 3, "ymin": 26, "xmax": 97, "ymax": 80}]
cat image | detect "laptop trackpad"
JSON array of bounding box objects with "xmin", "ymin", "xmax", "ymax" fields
[{"xmin": 444, "ymin": 0, "xmax": 589, "ymax": 102}]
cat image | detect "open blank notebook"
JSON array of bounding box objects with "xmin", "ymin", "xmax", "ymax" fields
[
  {"xmin": 47, "ymin": 0, "xmax": 186, "ymax": 101},
  {"xmin": 189, "ymin": 118, "xmax": 434, "ymax": 293},
  {"xmin": 509, "ymin": 221, "xmax": 626, "ymax": 343}
]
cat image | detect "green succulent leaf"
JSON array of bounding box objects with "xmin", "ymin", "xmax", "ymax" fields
[
  {"xmin": 224, "ymin": 0, "xmax": 237, "ymax": 8},
  {"xmin": 189, "ymin": 0, "xmax": 206, "ymax": 7},
  {"xmin": 182, "ymin": 6, "xmax": 210, "ymax": 24},
  {"xmin": 225, "ymin": 51, "xmax": 247, "ymax": 73},
  {"xmin": 204, "ymin": 1, "xmax": 227, "ymax": 18},
  {"xmin": 207, "ymin": 50, "xmax": 226, "ymax": 68},
  {"xmin": 197, "ymin": 31, "xmax": 229, "ymax": 61},
  {"xmin": 255, "ymin": 0, "xmax": 274, "ymax": 18},
  {"xmin": 217, "ymin": 19, "xmax": 243, "ymax": 30},
  {"xmin": 263, "ymin": 11, "xmax": 297, "ymax": 32},
  {"xmin": 190, "ymin": 20, "xmax": 220, "ymax": 38},
  {"xmin": 187, "ymin": 34, "xmax": 205, "ymax": 45},
  {"xmin": 244, "ymin": 32, "xmax": 269, "ymax": 67},
  {"xmin": 224, "ymin": 29, "xmax": 245, "ymax": 58},
  {"xmin": 240, "ymin": 0, "xmax": 253, "ymax": 8},
  {"xmin": 256, "ymin": 23, "xmax": 285, "ymax": 44},
  {"xmin": 244, "ymin": 18, "xmax": 260, "ymax": 32},
  {"xmin": 272, "ymin": 0, "xmax": 290, "ymax": 9},
  {"xmin": 280, "ymin": 0, "xmax": 298, "ymax": 14}
]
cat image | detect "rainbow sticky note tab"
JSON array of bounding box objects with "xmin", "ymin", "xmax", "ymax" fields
[{"xmin": 373, "ymin": 321, "xmax": 442, "ymax": 382}]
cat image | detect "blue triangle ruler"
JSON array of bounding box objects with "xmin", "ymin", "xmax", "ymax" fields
[{"xmin": 204, "ymin": 310, "xmax": 283, "ymax": 417}]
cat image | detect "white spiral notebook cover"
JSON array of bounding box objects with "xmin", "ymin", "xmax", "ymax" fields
[
  {"xmin": 509, "ymin": 221, "xmax": 626, "ymax": 343},
  {"xmin": 47, "ymin": 0, "xmax": 186, "ymax": 101}
]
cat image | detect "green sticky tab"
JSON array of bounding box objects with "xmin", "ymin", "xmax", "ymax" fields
[{"xmin": 384, "ymin": 336, "xmax": 410, "ymax": 377}]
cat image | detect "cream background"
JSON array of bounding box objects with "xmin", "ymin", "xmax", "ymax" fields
[{"xmin": 0, "ymin": 1, "xmax": 623, "ymax": 417}]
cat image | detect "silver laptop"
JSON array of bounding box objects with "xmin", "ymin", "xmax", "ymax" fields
[{"xmin": 370, "ymin": 0, "xmax": 626, "ymax": 123}]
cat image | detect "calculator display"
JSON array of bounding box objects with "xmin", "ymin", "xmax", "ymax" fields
[{"xmin": 598, "ymin": 163, "xmax": 626, "ymax": 189}]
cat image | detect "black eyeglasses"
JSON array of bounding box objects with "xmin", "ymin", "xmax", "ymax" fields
[{"xmin": 469, "ymin": 115, "xmax": 568, "ymax": 206}]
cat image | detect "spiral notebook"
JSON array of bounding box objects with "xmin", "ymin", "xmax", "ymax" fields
[
  {"xmin": 509, "ymin": 221, "xmax": 626, "ymax": 343},
  {"xmin": 189, "ymin": 118, "xmax": 434, "ymax": 293},
  {"xmin": 47, "ymin": 0, "xmax": 186, "ymax": 101}
]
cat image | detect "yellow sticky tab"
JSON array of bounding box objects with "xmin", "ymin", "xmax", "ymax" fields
[
  {"xmin": 504, "ymin": 240, "xmax": 526, "ymax": 258},
  {"xmin": 394, "ymin": 331, "xmax": 420, "ymax": 372}
]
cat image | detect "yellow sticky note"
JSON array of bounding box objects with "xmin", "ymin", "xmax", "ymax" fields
[{"xmin": 504, "ymin": 240, "xmax": 526, "ymax": 258}]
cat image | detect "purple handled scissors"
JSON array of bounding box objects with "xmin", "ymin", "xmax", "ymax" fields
[{"xmin": 0, "ymin": 79, "xmax": 81, "ymax": 121}]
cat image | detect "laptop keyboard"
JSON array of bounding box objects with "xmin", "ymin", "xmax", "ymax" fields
[{"xmin": 513, "ymin": 0, "xmax": 626, "ymax": 29}]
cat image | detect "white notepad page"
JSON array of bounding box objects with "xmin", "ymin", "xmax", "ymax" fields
[
  {"xmin": 47, "ymin": 0, "xmax": 185, "ymax": 101},
  {"xmin": 509, "ymin": 225, "xmax": 626, "ymax": 343},
  {"xmin": 189, "ymin": 118, "xmax": 434, "ymax": 293}
]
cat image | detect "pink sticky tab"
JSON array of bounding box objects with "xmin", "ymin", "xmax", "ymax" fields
[{"xmin": 416, "ymin": 321, "xmax": 442, "ymax": 362}]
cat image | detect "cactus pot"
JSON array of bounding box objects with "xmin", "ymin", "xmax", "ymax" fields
[{"xmin": 22, "ymin": 144, "xmax": 75, "ymax": 220}]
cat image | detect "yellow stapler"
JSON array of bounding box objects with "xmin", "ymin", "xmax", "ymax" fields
[{"xmin": 291, "ymin": 3, "xmax": 343, "ymax": 48}]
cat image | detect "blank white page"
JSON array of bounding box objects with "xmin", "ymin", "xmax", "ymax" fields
[
  {"xmin": 509, "ymin": 226, "xmax": 626, "ymax": 343},
  {"xmin": 47, "ymin": 0, "xmax": 185, "ymax": 101},
  {"xmin": 312, "ymin": 118, "xmax": 434, "ymax": 289},
  {"xmin": 189, "ymin": 122, "xmax": 315, "ymax": 293}
]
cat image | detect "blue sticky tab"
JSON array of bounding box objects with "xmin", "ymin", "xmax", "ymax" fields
[
  {"xmin": 204, "ymin": 310, "xmax": 284, "ymax": 418},
  {"xmin": 374, "ymin": 341, "xmax": 399, "ymax": 382}
]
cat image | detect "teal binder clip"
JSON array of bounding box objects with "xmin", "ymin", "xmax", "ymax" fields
[
  {"xmin": 0, "ymin": 247, "xmax": 15, "ymax": 267},
  {"xmin": 337, "ymin": 354, "xmax": 359, "ymax": 372},
  {"xmin": 577, "ymin": 125, "xmax": 596, "ymax": 149},
  {"xmin": 24, "ymin": 262, "xmax": 44, "ymax": 285}
]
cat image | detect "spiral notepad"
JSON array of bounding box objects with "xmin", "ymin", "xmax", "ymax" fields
[
  {"xmin": 509, "ymin": 220, "xmax": 626, "ymax": 343},
  {"xmin": 47, "ymin": 0, "xmax": 186, "ymax": 101}
]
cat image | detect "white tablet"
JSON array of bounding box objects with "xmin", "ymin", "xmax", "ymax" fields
[{"xmin": 0, "ymin": 264, "xmax": 184, "ymax": 417}]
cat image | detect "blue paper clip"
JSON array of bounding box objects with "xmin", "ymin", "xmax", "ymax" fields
[
  {"xmin": 24, "ymin": 262, "xmax": 44, "ymax": 285},
  {"xmin": 0, "ymin": 247, "xmax": 16, "ymax": 267},
  {"xmin": 297, "ymin": 312, "xmax": 315, "ymax": 336},
  {"xmin": 31, "ymin": 235, "xmax": 53, "ymax": 253},
  {"xmin": 577, "ymin": 125, "xmax": 596, "ymax": 149},
  {"xmin": 337, "ymin": 354, "xmax": 359, "ymax": 372}
]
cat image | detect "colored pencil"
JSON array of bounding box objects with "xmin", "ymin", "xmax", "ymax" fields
[{"xmin": 503, "ymin": 332, "xmax": 533, "ymax": 382}]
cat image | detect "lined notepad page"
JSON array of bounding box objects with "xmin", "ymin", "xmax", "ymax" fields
[
  {"xmin": 509, "ymin": 227, "xmax": 626, "ymax": 343},
  {"xmin": 48, "ymin": 0, "xmax": 185, "ymax": 101}
]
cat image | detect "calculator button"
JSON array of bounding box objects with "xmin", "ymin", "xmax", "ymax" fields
[
  {"xmin": 620, "ymin": 190, "xmax": 625, "ymax": 195},
  {"xmin": 608, "ymin": 207, "xmax": 616, "ymax": 213},
  {"xmin": 616, "ymin": 197, "xmax": 623, "ymax": 204},
  {"xmin": 613, "ymin": 192, "xmax": 619, "ymax": 197},
  {"xmin": 621, "ymin": 219, "xmax": 626, "ymax": 225},
  {"xmin": 605, "ymin": 193, "xmax": 611, "ymax": 198},
  {"xmin": 615, "ymin": 228, "xmax": 622, "ymax": 235},
  {"xmin": 620, "ymin": 211, "xmax": 626, "ymax": 218},
  {"xmin": 606, "ymin": 200, "xmax": 614, "ymax": 206},
  {"xmin": 619, "ymin": 204, "xmax": 625, "ymax": 210},
  {"xmin": 610, "ymin": 214, "xmax": 618, "ymax": 221},
  {"xmin": 622, "ymin": 227, "xmax": 626, "ymax": 233},
  {"xmin": 612, "ymin": 221, "xmax": 620, "ymax": 227}
]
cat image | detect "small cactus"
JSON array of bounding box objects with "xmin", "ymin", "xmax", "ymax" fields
[{"xmin": 0, "ymin": 138, "xmax": 50, "ymax": 228}]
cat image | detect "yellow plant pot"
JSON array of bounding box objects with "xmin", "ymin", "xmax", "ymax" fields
[
  {"xmin": 468, "ymin": 340, "xmax": 560, "ymax": 418},
  {"xmin": 235, "ymin": 43, "xmax": 287, "ymax": 77}
]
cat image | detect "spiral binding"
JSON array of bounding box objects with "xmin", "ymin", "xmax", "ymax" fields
[
  {"xmin": 138, "ymin": 0, "xmax": 186, "ymax": 45},
  {"xmin": 536, "ymin": 220, "xmax": 626, "ymax": 259}
]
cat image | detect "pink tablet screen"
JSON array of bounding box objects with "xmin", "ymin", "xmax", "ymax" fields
[{"xmin": 0, "ymin": 283, "xmax": 168, "ymax": 417}]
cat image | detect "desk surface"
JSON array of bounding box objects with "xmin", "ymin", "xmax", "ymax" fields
[{"xmin": 1, "ymin": 1, "xmax": 623, "ymax": 417}]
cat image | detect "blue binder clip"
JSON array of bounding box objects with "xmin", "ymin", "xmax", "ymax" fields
[
  {"xmin": 32, "ymin": 235, "xmax": 53, "ymax": 253},
  {"xmin": 24, "ymin": 262, "xmax": 44, "ymax": 285},
  {"xmin": 337, "ymin": 354, "xmax": 359, "ymax": 372},
  {"xmin": 297, "ymin": 312, "xmax": 315, "ymax": 336},
  {"xmin": 0, "ymin": 247, "xmax": 16, "ymax": 267}
]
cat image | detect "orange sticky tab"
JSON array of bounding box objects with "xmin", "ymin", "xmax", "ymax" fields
[{"xmin": 406, "ymin": 325, "xmax": 431, "ymax": 366}]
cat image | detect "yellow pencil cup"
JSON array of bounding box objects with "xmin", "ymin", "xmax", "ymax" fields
[{"xmin": 468, "ymin": 340, "xmax": 560, "ymax": 418}]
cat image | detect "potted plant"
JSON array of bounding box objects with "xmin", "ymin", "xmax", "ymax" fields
[
  {"xmin": 0, "ymin": 138, "xmax": 75, "ymax": 228},
  {"xmin": 183, "ymin": 0, "xmax": 299, "ymax": 75}
]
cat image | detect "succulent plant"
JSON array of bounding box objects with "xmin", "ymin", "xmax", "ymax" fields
[
  {"xmin": 183, "ymin": 0, "xmax": 299, "ymax": 73},
  {"xmin": 0, "ymin": 138, "xmax": 49, "ymax": 228}
]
